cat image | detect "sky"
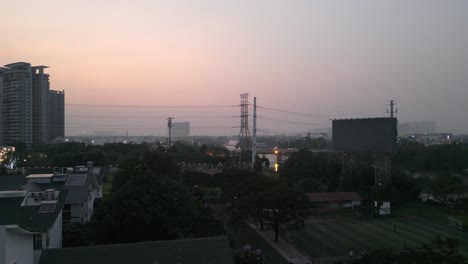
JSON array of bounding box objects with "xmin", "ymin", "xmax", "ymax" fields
[{"xmin": 1, "ymin": 0, "xmax": 468, "ymax": 136}]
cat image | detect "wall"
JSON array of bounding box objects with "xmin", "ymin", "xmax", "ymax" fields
[
  {"xmin": 0, "ymin": 226, "xmax": 6, "ymax": 264},
  {"xmin": 86, "ymin": 188, "xmax": 99, "ymax": 222},
  {"xmin": 0, "ymin": 75, "xmax": 3, "ymax": 146},
  {"xmin": 70, "ymin": 204, "xmax": 83, "ymax": 223},
  {"xmin": 48, "ymin": 211, "xmax": 62, "ymax": 248},
  {"xmin": 5, "ymin": 228, "xmax": 34, "ymax": 264}
]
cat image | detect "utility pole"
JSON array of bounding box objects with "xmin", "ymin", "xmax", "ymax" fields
[
  {"xmin": 251, "ymin": 97, "xmax": 257, "ymax": 169},
  {"xmin": 167, "ymin": 117, "xmax": 174, "ymax": 149},
  {"xmin": 386, "ymin": 100, "xmax": 398, "ymax": 154},
  {"xmin": 388, "ymin": 100, "xmax": 397, "ymax": 118}
]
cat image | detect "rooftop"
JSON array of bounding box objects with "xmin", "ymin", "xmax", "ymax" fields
[
  {"xmin": 26, "ymin": 174, "xmax": 54, "ymax": 179},
  {"xmin": 39, "ymin": 236, "xmax": 235, "ymax": 264},
  {"xmin": 307, "ymin": 192, "xmax": 363, "ymax": 202},
  {"xmin": 4, "ymin": 62, "xmax": 31, "ymax": 68},
  {"xmin": 0, "ymin": 175, "xmax": 27, "ymax": 191},
  {"xmin": 0, "ymin": 189, "xmax": 68, "ymax": 231}
]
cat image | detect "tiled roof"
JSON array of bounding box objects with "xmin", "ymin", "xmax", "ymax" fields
[
  {"xmin": 39, "ymin": 236, "xmax": 235, "ymax": 264},
  {"xmin": 307, "ymin": 192, "xmax": 362, "ymax": 202}
]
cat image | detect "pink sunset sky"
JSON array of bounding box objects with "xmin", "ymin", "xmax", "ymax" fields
[{"xmin": 1, "ymin": 0, "xmax": 468, "ymax": 136}]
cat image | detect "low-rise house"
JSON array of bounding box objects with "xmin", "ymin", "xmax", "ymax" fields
[
  {"xmin": 0, "ymin": 188, "xmax": 67, "ymax": 264},
  {"xmin": 0, "ymin": 162, "xmax": 102, "ymax": 224},
  {"xmin": 307, "ymin": 192, "xmax": 362, "ymax": 209},
  {"xmin": 39, "ymin": 236, "xmax": 235, "ymax": 264}
]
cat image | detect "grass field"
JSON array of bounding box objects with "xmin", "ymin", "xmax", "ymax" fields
[
  {"xmin": 291, "ymin": 217, "xmax": 468, "ymax": 258},
  {"xmin": 102, "ymin": 173, "xmax": 114, "ymax": 196}
]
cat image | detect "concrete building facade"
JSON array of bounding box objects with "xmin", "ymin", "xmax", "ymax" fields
[
  {"xmin": 1, "ymin": 63, "xmax": 34, "ymax": 147},
  {"xmin": 0, "ymin": 189, "xmax": 67, "ymax": 264},
  {"xmin": 0, "ymin": 62, "xmax": 65, "ymax": 147},
  {"xmin": 32, "ymin": 66, "xmax": 50, "ymax": 144}
]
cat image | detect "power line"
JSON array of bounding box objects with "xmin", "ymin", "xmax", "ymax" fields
[
  {"xmin": 67, "ymin": 114, "xmax": 240, "ymax": 119},
  {"xmin": 66, "ymin": 103, "xmax": 238, "ymax": 108},
  {"xmin": 257, "ymin": 105, "xmax": 374, "ymax": 119},
  {"xmin": 66, "ymin": 125, "xmax": 239, "ymax": 130},
  {"xmin": 257, "ymin": 115, "xmax": 326, "ymax": 126}
]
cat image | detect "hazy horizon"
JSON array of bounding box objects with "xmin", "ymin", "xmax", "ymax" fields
[{"xmin": 2, "ymin": 0, "xmax": 467, "ymax": 136}]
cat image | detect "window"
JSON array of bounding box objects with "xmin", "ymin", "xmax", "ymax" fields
[
  {"xmin": 38, "ymin": 203, "xmax": 56, "ymax": 213},
  {"xmin": 62, "ymin": 204, "xmax": 71, "ymax": 224},
  {"xmin": 33, "ymin": 234, "xmax": 42, "ymax": 250}
]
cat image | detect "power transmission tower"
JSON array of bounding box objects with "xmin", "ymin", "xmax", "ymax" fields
[
  {"xmin": 372, "ymin": 100, "xmax": 397, "ymax": 186},
  {"xmin": 167, "ymin": 117, "xmax": 174, "ymax": 149},
  {"xmin": 238, "ymin": 93, "xmax": 251, "ymax": 158},
  {"xmin": 340, "ymin": 152, "xmax": 353, "ymax": 189}
]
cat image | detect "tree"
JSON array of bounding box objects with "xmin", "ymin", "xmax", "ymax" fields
[
  {"xmin": 234, "ymin": 245, "xmax": 267, "ymax": 264},
  {"xmin": 235, "ymin": 184, "xmax": 313, "ymax": 242},
  {"xmin": 182, "ymin": 170, "xmax": 212, "ymax": 187},
  {"xmin": 259, "ymin": 186, "xmax": 312, "ymax": 242},
  {"xmin": 280, "ymin": 149, "xmax": 341, "ymax": 192},
  {"xmin": 430, "ymin": 174, "xmax": 465, "ymax": 204},
  {"xmin": 92, "ymin": 173, "xmax": 196, "ymax": 244},
  {"xmin": 113, "ymin": 152, "xmax": 181, "ymax": 189}
]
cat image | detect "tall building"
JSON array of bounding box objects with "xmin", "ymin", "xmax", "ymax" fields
[
  {"xmin": 0, "ymin": 62, "xmax": 65, "ymax": 147},
  {"xmin": 49, "ymin": 90, "xmax": 65, "ymax": 141},
  {"xmin": 172, "ymin": 122, "xmax": 190, "ymax": 138},
  {"xmin": 0, "ymin": 62, "xmax": 33, "ymax": 147},
  {"xmin": 32, "ymin": 66, "xmax": 50, "ymax": 143},
  {"xmin": 0, "ymin": 70, "xmax": 4, "ymax": 146}
]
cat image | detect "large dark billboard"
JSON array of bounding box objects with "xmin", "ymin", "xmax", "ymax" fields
[{"xmin": 332, "ymin": 118, "xmax": 397, "ymax": 153}]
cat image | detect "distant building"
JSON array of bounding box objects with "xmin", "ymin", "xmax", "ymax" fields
[
  {"xmin": 406, "ymin": 133, "xmax": 453, "ymax": 145},
  {"xmin": 0, "ymin": 62, "xmax": 65, "ymax": 147},
  {"xmin": 39, "ymin": 236, "xmax": 235, "ymax": 264},
  {"xmin": 0, "ymin": 188, "xmax": 67, "ymax": 264},
  {"xmin": 48, "ymin": 90, "xmax": 65, "ymax": 141},
  {"xmin": 0, "ymin": 63, "xmax": 34, "ymax": 146},
  {"xmin": 398, "ymin": 121, "xmax": 436, "ymax": 136},
  {"xmin": 307, "ymin": 192, "xmax": 362, "ymax": 209},
  {"xmin": 172, "ymin": 122, "xmax": 190, "ymax": 138},
  {"xmin": 32, "ymin": 66, "xmax": 50, "ymax": 144}
]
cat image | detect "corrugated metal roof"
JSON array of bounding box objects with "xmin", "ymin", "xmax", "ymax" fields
[{"xmin": 307, "ymin": 192, "xmax": 362, "ymax": 202}]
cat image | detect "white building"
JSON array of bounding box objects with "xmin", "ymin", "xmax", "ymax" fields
[
  {"xmin": 172, "ymin": 122, "xmax": 190, "ymax": 139},
  {"xmin": 1, "ymin": 162, "xmax": 103, "ymax": 225},
  {"xmin": 0, "ymin": 188, "xmax": 67, "ymax": 264},
  {"xmin": 24, "ymin": 163, "xmax": 102, "ymax": 224}
]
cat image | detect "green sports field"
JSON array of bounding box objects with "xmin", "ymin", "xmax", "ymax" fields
[{"xmin": 291, "ymin": 217, "xmax": 468, "ymax": 258}]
